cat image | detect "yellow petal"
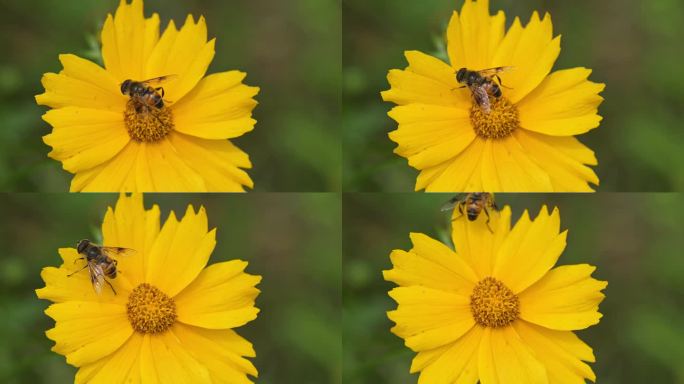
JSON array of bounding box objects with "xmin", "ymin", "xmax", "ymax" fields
[
  {"xmin": 36, "ymin": 70, "xmax": 123, "ymax": 112},
  {"xmin": 173, "ymin": 71, "xmax": 259, "ymax": 139},
  {"xmin": 388, "ymin": 286, "xmax": 475, "ymax": 351},
  {"xmin": 381, "ymin": 51, "xmax": 466, "ymax": 107},
  {"xmin": 75, "ymin": 333, "xmax": 144, "ymax": 384},
  {"xmin": 173, "ymin": 323, "xmax": 258, "ymax": 382},
  {"xmin": 44, "ymin": 301, "xmax": 132, "ymax": 366},
  {"xmin": 168, "ymin": 133, "xmax": 253, "ymax": 192},
  {"xmin": 414, "ymin": 326, "xmax": 483, "ymax": 384},
  {"xmin": 101, "ymin": 0, "xmax": 160, "ymax": 81},
  {"xmin": 519, "ymin": 264, "xmax": 607, "ymax": 330},
  {"xmin": 146, "ymin": 205, "xmax": 214, "ymax": 296},
  {"xmin": 36, "ymin": 248, "xmax": 129, "ymax": 303},
  {"xmin": 42, "ymin": 107, "xmax": 130, "ymax": 173},
  {"xmin": 142, "ymin": 138, "xmax": 208, "ymax": 192},
  {"xmin": 493, "ymin": 206, "xmax": 565, "ymax": 293},
  {"xmin": 404, "ymin": 50, "xmax": 462, "ymax": 89},
  {"xmin": 515, "ymin": 130, "xmax": 599, "ymax": 191},
  {"xmin": 447, "ymin": 0, "xmax": 506, "ymax": 70},
  {"xmin": 478, "ymin": 327, "xmax": 548, "ymax": 384},
  {"xmin": 175, "ymin": 260, "xmax": 261, "ymax": 329},
  {"xmin": 518, "ymin": 68, "xmax": 605, "ymax": 136},
  {"xmin": 101, "ymin": 193, "xmax": 160, "ymax": 284},
  {"xmin": 451, "ymin": 205, "xmax": 512, "ymax": 279},
  {"xmin": 140, "ymin": 332, "xmax": 211, "ymax": 384},
  {"xmin": 423, "ymin": 138, "xmax": 485, "ymax": 192},
  {"xmin": 387, "ymin": 104, "xmax": 475, "ymax": 169},
  {"xmin": 492, "ymin": 12, "xmax": 560, "ymax": 104},
  {"xmin": 383, "ymin": 233, "xmax": 478, "ymax": 296},
  {"xmin": 515, "ymin": 321, "xmax": 597, "ymax": 383},
  {"xmin": 488, "ymin": 135, "xmax": 553, "ymax": 192},
  {"xmin": 145, "ymin": 15, "xmax": 214, "ymax": 102},
  {"xmin": 70, "ymin": 141, "xmax": 140, "ymax": 192}
]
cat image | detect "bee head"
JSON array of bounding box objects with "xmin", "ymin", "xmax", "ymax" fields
[
  {"xmin": 456, "ymin": 68, "xmax": 467, "ymax": 83},
  {"xmin": 120, "ymin": 79, "xmax": 132, "ymax": 95},
  {"xmin": 76, "ymin": 239, "xmax": 89, "ymax": 254}
]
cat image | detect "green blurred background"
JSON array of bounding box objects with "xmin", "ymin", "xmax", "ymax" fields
[
  {"xmin": 0, "ymin": 0, "xmax": 340, "ymax": 192},
  {"xmin": 344, "ymin": 193, "xmax": 684, "ymax": 383},
  {"xmin": 0, "ymin": 193, "xmax": 341, "ymax": 383},
  {"xmin": 343, "ymin": 0, "xmax": 684, "ymax": 192}
]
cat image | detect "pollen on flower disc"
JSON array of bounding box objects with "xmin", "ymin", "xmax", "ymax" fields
[
  {"xmin": 470, "ymin": 97, "xmax": 519, "ymax": 139},
  {"xmin": 470, "ymin": 277, "xmax": 520, "ymax": 328},
  {"xmin": 123, "ymin": 100, "xmax": 174, "ymax": 143},
  {"xmin": 127, "ymin": 283, "xmax": 177, "ymax": 334}
]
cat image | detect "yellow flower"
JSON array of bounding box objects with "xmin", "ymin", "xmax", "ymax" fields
[
  {"xmin": 382, "ymin": 0, "xmax": 605, "ymax": 192},
  {"xmin": 384, "ymin": 205, "xmax": 607, "ymax": 383},
  {"xmin": 36, "ymin": 0, "xmax": 258, "ymax": 192},
  {"xmin": 36, "ymin": 194, "xmax": 261, "ymax": 383}
]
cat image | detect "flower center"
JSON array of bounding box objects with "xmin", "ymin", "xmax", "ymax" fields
[
  {"xmin": 126, "ymin": 283, "xmax": 177, "ymax": 334},
  {"xmin": 123, "ymin": 100, "xmax": 174, "ymax": 142},
  {"xmin": 470, "ymin": 97, "xmax": 519, "ymax": 139},
  {"xmin": 470, "ymin": 277, "xmax": 519, "ymax": 328}
]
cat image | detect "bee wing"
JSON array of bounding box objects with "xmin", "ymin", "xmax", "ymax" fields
[
  {"xmin": 139, "ymin": 74, "xmax": 179, "ymax": 86},
  {"xmin": 471, "ymin": 86, "xmax": 491, "ymax": 112},
  {"xmin": 440, "ymin": 194, "xmax": 466, "ymax": 212},
  {"xmin": 99, "ymin": 246, "xmax": 137, "ymax": 258},
  {"xmin": 89, "ymin": 262, "xmax": 106, "ymax": 295},
  {"xmin": 476, "ymin": 66, "xmax": 514, "ymax": 77}
]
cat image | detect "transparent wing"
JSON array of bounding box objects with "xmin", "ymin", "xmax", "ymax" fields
[
  {"xmin": 476, "ymin": 66, "xmax": 514, "ymax": 77},
  {"xmin": 440, "ymin": 194, "xmax": 466, "ymax": 212},
  {"xmin": 471, "ymin": 86, "xmax": 491, "ymax": 113},
  {"xmin": 88, "ymin": 262, "xmax": 106, "ymax": 295},
  {"xmin": 99, "ymin": 246, "xmax": 137, "ymax": 259},
  {"xmin": 139, "ymin": 74, "xmax": 179, "ymax": 86}
]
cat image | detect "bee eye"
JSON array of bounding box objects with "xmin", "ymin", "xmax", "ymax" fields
[
  {"xmin": 456, "ymin": 68, "xmax": 466, "ymax": 82},
  {"xmin": 120, "ymin": 80, "xmax": 130, "ymax": 95}
]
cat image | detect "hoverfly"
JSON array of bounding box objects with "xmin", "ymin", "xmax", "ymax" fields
[
  {"xmin": 120, "ymin": 75, "xmax": 178, "ymax": 113},
  {"xmin": 67, "ymin": 239, "xmax": 135, "ymax": 295},
  {"xmin": 442, "ymin": 193, "xmax": 498, "ymax": 232},
  {"xmin": 456, "ymin": 67, "xmax": 513, "ymax": 113}
]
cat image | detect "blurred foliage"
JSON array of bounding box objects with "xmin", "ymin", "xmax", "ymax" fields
[
  {"xmin": 343, "ymin": 193, "xmax": 684, "ymax": 383},
  {"xmin": 0, "ymin": 0, "xmax": 341, "ymax": 192},
  {"xmin": 343, "ymin": 0, "xmax": 684, "ymax": 191},
  {"xmin": 0, "ymin": 193, "xmax": 341, "ymax": 383}
]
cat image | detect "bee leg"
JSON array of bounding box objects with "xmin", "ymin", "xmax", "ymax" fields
[
  {"xmin": 451, "ymin": 203, "xmax": 465, "ymax": 222},
  {"xmin": 155, "ymin": 87, "xmax": 165, "ymax": 98},
  {"xmin": 451, "ymin": 85, "xmax": 467, "ymax": 91},
  {"xmin": 485, "ymin": 209, "xmax": 494, "ymax": 233},
  {"xmin": 67, "ymin": 263, "xmax": 89, "ymax": 277},
  {"xmin": 105, "ymin": 280, "xmax": 117, "ymax": 295},
  {"xmin": 494, "ymin": 75, "xmax": 512, "ymax": 89},
  {"xmin": 73, "ymin": 257, "xmax": 85, "ymax": 264}
]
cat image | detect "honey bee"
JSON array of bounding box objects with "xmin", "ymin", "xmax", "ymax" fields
[
  {"xmin": 120, "ymin": 75, "xmax": 178, "ymax": 113},
  {"xmin": 441, "ymin": 193, "xmax": 498, "ymax": 232},
  {"xmin": 67, "ymin": 239, "xmax": 135, "ymax": 295},
  {"xmin": 456, "ymin": 67, "xmax": 513, "ymax": 113}
]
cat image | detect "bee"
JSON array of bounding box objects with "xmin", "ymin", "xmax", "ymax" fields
[
  {"xmin": 67, "ymin": 239, "xmax": 135, "ymax": 295},
  {"xmin": 441, "ymin": 193, "xmax": 498, "ymax": 232},
  {"xmin": 120, "ymin": 75, "xmax": 178, "ymax": 113},
  {"xmin": 456, "ymin": 67, "xmax": 513, "ymax": 113}
]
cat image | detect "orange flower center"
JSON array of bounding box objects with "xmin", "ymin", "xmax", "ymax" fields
[
  {"xmin": 470, "ymin": 97, "xmax": 519, "ymax": 139},
  {"xmin": 126, "ymin": 283, "xmax": 177, "ymax": 334},
  {"xmin": 123, "ymin": 100, "xmax": 174, "ymax": 142},
  {"xmin": 470, "ymin": 277, "xmax": 519, "ymax": 328}
]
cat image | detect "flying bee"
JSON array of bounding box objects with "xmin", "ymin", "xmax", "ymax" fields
[
  {"xmin": 120, "ymin": 75, "xmax": 178, "ymax": 113},
  {"xmin": 456, "ymin": 67, "xmax": 513, "ymax": 113},
  {"xmin": 441, "ymin": 193, "xmax": 498, "ymax": 232},
  {"xmin": 67, "ymin": 239, "xmax": 135, "ymax": 295}
]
